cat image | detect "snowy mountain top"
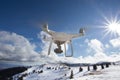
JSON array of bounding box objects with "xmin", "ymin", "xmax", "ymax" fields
[
  {"xmin": 12, "ymin": 62, "xmax": 120, "ymax": 80},
  {"xmin": 13, "ymin": 63, "xmax": 70, "ymax": 80}
]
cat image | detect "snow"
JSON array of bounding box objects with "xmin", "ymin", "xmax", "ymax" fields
[
  {"xmin": 13, "ymin": 63, "xmax": 120, "ymax": 80},
  {"xmin": 68, "ymin": 65, "xmax": 120, "ymax": 80}
]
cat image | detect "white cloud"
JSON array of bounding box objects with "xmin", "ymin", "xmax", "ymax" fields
[
  {"xmin": 0, "ymin": 31, "xmax": 41, "ymax": 61},
  {"xmin": 78, "ymin": 53, "xmax": 120, "ymax": 63},
  {"xmin": 105, "ymin": 44, "xmax": 110, "ymax": 48},
  {"xmin": 109, "ymin": 37, "xmax": 120, "ymax": 48},
  {"xmin": 86, "ymin": 39, "xmax": 106, "ymax": 58},
  {"xmin": 77, "ymin": 38, "xmax": 120, "ymax": 63},
  {"xmin": 88, "ymin": 39, "xmax": 104, "ymax": 53}
]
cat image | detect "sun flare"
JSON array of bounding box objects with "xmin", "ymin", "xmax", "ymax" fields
[{"xmin": 103, "ymin": 17, "xmax": 120, "ymax": 37}]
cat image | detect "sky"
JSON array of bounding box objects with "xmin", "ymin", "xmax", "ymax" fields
[{"xmin": 0, "ymin": 0, "xmax": 120, "ymax": 65}]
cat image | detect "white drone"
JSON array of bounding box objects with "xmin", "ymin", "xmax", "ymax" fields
[{"xmin": 41, "ymin": 24, "xmax": 85, "ymax": 57}]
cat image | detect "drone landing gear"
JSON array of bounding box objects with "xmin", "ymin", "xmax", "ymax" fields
[{"xmin": 64, "ymin": 40, "xmax": 73, "ymax": 57}]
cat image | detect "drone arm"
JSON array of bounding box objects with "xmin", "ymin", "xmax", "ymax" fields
[
  {"xmin": 71, "ymin": 33, "xmax": 84, "ymax": 38},
  {"xmin": 48, "ymin": 41, "xmax": 53, "ymax": 55},
  {"xmin": 64, "ymin": 43, "xmax": 66, "ymax": 57},
  {"xmin": 47, "ymin": 30, "xmax": 56, "ymax": 35},
  {"xmin": 71, "ymin": 28, "xmax": 85, "ymax": 38},
  {"xmin": 41, "ymin": 24, "xmax": 56, "ymax": 36},
  {"xmin": 70, "ymin": 40, "xmax": 73, "ymax": 57}
]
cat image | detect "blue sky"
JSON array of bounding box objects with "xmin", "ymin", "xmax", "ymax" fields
[{"xmin": 0, "ymin": 0, "xmax": 120, "ymax": 61}]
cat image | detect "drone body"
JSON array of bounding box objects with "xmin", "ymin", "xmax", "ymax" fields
[{"xmin": 41, "ymin": 24, "xmax": 85, "ymax": 57}]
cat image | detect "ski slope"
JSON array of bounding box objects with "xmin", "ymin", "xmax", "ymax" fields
[
  {"xmin": 13, "ymin": 63, "xmax": 120, "ymax": 80},
  {"xmin": 69, "ymin": 65, "xmax": 120, "ymax": 80}
]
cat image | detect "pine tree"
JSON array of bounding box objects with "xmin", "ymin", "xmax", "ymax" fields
[
  {"xmin": 69, "ymin": 70, "xmax": 73, "ymax": 79},
  {"xmin": 93, "ymin": 65, "xmax": 97, "ymax": 71},
  {"xmin": 38, "ymin": 70, "xmax": 43, "ymax": 73},
  {"xmin": 33, "ymin": 70, "xmax": 35, "ymax": 73},
  {"xmin": 68, "ymin": 67, "xmax": 71, "ymax": 70},
  {"xmin": 88, "ymin": 66, "xmax": 90, "ymax": 71},
  {"xmin": 106, "ymin": 63, "xmax": 109, "ymax": 68},
  {"xmin": 101, "ymin": 64, "xmax": 104, "ymax": 69},
  {"xmin": 55, "ymin": 67, "xmax": 57, "ymax": 70},
  {"xmin": 79, "ymin": 66, "xmax": 83, "ymax": 72}
]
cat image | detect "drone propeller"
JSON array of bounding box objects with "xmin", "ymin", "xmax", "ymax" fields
[
  {"xmin": 79, "ymin": 28, "xmax": 85, "ymax": 33},
  {"xmin": 79, "ymin": 26, "xmax": 105, "ymax": 38}
]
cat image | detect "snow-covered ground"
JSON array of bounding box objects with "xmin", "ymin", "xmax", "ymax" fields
[
  {"xmin": 69, "ymin": 65, "xmax": 120, "ymax": 80},
  {"xmin": 12, "ymin": 62, "xmax": 120, "ymax": 80}
]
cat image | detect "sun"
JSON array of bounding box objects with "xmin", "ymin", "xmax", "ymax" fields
[
  {"xmin": 103, "ymin": 17, "xmax": 120, "ymax": 37},
  {"xmin": 107, "ymin": 21, "xmax": 120, "ymax": 33}
]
